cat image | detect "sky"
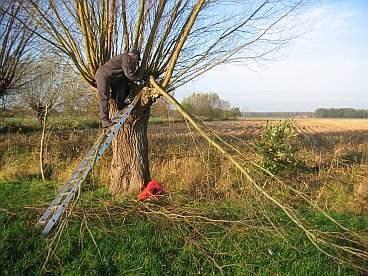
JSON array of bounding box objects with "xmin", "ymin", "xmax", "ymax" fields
[{"xmin": 177, "ymin": 0, "xmax": 368, "ymax": 112}]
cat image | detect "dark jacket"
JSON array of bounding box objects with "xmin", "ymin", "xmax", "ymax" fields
[{"xmin": 100, "ymin": 53, "xmax": 139, "ymax": 82}]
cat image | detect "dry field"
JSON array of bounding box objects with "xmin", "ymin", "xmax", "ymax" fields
[
  {"xmin": 149, "ymin": 118, "xmax": 368, "ymax": 138},
  {"xmin": 2, "ymin": 117, "xmax": 368, "ymax": 196},
  {"xmin": 293, "ymin": 119, "xmax": 368, "ymax": 134}
]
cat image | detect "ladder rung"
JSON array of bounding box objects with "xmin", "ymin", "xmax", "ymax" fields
[{"xmin": 77, "ymin": 167, "xmax": 86, "ymax": 173}]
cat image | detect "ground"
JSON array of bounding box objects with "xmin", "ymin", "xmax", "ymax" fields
[{"xmin": 0, "ymin": 117, "xmax": 367, "ymax": 274}]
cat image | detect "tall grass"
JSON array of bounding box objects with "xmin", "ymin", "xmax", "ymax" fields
[{"xmin": 1, "ymin": 117, "xmax": 367, "ymax": 209}]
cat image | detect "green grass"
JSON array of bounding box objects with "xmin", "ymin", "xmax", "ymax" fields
[
  {"xmin": 0, "ymin": 116, "xmax": 99, "ymax": 133},
  {"xmin": 0, "ymin": 180, "xmax": 365, "ymax": 275},
  {"xmin": 0, "ymin": 116, "xmax": 185, "ymax": 134}
]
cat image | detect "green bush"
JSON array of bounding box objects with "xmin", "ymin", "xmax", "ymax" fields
[{"xmin": 255, "ymin": 120, "xmax": 302, "ymax": 175}]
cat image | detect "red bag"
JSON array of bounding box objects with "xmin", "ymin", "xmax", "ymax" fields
[{"xmin": 137, "ymin": 180, "xmax": 165, "ymax": 201}]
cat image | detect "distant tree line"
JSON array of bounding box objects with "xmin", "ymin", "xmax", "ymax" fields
[
  {"xmin": 315, "ymin": 108, "xmax": 368, "ymax": 118},
  {"xmin": 242, "ymin": 112, "xmax": 313, "ymax": 118}
]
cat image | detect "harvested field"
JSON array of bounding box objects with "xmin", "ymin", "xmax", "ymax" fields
[
  {"xmin": 148, "ymin": 119, "xmax": 368, "ymax": 139},
  {"xmin": 293, "ymin": 119, "xmax": 368, "ymax": 134}
]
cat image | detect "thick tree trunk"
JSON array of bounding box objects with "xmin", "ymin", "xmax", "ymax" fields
[{"xmin": 108, "ymin": 94, "xmax": 151, "ymax": 196}]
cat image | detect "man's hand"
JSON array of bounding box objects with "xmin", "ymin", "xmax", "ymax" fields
[{"xmin": 135, "ymin": 79, "xmax": 147, "ymax": 86}]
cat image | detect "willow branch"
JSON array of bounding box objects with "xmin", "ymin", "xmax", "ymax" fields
[
  {"xmin": 133, "ymin": 0, "xmax": 145, "ymax": 49},
  {"xmin": 162, "ymin": 0, "xmax": 206, "ymax": 88},
  {"xmin": 151, "ymin": 0, "xmax": 183, "ymax": 72},
  {"xmin": 141, "ymin": 0, "xmax": 167, "ymax": 72},
  {"xmin": 151, "ymin": 77, "xmax": 368, "ymax": 271},
  {"xmin": 121, "ymin": 0, "xmax": 130, "ymax": 52}
]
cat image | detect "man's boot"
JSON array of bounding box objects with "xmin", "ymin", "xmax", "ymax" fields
[{"xmin": 101, "ymin": 119, "xmax": 115, "ymax": 128}]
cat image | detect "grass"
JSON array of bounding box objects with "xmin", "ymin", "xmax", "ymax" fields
[
  {"xmin": 0, "ymin": 180, "xmax": 364, "ymax": 275},
  {"xmin": 0, "ymin": 116, "xmax": 100, "ymax": 134}
]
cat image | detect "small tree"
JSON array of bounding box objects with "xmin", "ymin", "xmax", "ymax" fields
[
  {"xmin": 20, "ymin": 59, "xmax": 85, "ymax": 122},
  {"xmin": 151, "ymin": 98, "xmax": 170, "ymax": 120},
  {"xmin": 255, "ymin": 120, "xmax": 302, "ymax": 175},
  {"xmin": 17, "ymin": 58, "xmax": 85, "ymax": 180},
  {"xmin": 182, "ymin": 92, "xmax": 239, "ymax": 120},
  {"xmin": 182, "ymin": 92, "xmax": 222, "ymax": 119}
]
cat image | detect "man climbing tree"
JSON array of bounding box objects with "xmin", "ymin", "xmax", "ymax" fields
[
  {"xmin": 96, "ymin": 49, "xmax": 142, "ymax": 128},
  {"xmin": 21, "ymin": 0, "xmax": 310, "ymax": 196}
]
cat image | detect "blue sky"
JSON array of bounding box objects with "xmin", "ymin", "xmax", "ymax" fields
[{"xmin": 177, "ymin": 1, "xmax": 368, "ymax": 112}]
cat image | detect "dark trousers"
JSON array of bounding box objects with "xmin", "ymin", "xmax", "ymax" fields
[{"xmin": 96, "ymin": 69, "xmax": 130, "ymax": 121}]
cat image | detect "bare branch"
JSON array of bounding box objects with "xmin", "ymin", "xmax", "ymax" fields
[
  {"xmin": 0, "ymin": 1, "xmax": 35, "ymax": 100},
  {"xmin": 133, "ymin": 0, "xmax": 145, "ymax": 49}
]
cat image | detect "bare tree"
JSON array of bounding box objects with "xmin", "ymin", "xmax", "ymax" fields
[
  {"xmin": 18, "ymin": 0, "xmax": 310, "ymax": 195},
  {"xmin": 150, "ymin": 98, "xmax": 170, "ymax": 120},
  {"xmin": 20, "ymin": 59, "xmax": 87, "ymax": 121},
  {"xmin": 0, "ymin": 0, "xmax": 34, "ymax": 108},
  {"xmin": 23, "ymin": 63, "xmax": 63, "ymax": 122},
  {"xmin": 182, "ymin": 92, "xmax": 232, "ymax": 119},
  {"xmin": 18, "ymin": 58, "xmax": 79, "ymax": 181}
]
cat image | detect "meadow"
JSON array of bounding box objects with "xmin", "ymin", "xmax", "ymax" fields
[{"xmin": 0, "ymin": 116, "xmax": 367, "ymax": 275}]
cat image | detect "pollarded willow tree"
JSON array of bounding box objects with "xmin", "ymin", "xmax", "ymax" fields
[
  {"xmin": 18, "ymin": 0, "xmax": 309, "ymax": 195},
  {"xmin": 0, "ymin": 0, "xmax": 34, "ymax": 108}
]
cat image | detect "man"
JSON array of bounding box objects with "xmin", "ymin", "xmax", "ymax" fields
[{"xmin": 95, "ymin": 49, "xmax": 141, "ymax": 128}]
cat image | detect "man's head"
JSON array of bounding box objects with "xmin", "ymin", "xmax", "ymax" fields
[{"xmin": 129, "ymin": 49, "xmax": 141, "ymax": 62}]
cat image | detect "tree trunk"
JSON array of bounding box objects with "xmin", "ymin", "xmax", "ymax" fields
[
  {"xmin": 40, "ymin": 105, "xmax": 49, "ymax": 181},
  {"xmin": 108, "ymin": 95, "xmax": 151, "ymax": 196}
]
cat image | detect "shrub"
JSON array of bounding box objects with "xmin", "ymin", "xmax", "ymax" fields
[{"xmin": 254, "ymin": 120, "xmax": 302, "ymax": 175}]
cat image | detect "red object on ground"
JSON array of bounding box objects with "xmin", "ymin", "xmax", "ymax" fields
[{"xmin": 137, "ymin": 180, "xmax": 165, "ymax": 201}]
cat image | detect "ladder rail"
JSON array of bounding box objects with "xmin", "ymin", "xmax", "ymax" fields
[
  {"xmin": 38, "ymin": 133, "xmax": 105, "ymax": 223},
  {"xmin": 39, "ymin": 94, "xmax": 142, "ymax": 234}
]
